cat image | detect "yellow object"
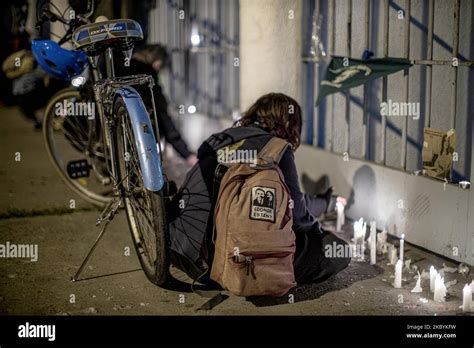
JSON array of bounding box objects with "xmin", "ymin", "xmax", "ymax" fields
[{"xmin": 2, "ymin": 49, "xmax": 35, "ymax": 79}]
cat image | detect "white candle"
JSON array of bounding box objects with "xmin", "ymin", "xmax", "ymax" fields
[
  {"xmin": 389, "ymin": 245, "xmax": 398, "ymax": 265},
  {"xmin": 360, "ymin": 242, "xmax": 365, "ymax": 261},
  {"xmin": 370, "ymin": 221, "xmax": 376, "ymax": 265},
  {"xmin": 377, "ymin": 229, "xmax": 387, "ymax": 253},
  {"xmin": 429, "ymin": 266, "xmax": 437, "ymax": 292},
  {"xmin": 336, "ymin": 202, "xmax": 344, "ymax": 232},
  {"xmin": 411, "ymin": 272, "xmax": 422, "ymax": 293},
  {"xmin": 399, "ymin": 234, "xmax": 405, "ymax": 262},
  {"xmin": 353, "ymin": 218, "xmax": 363, "ymax": 242},
  {"xmin": 360, "ymin": 222, "xmax": 367, "ymax": 261},
  {"xmin": 404, "ymin": 259, "xmax": 412, "ymax": 271},
  {"xmin": 394, "ymin": 260, "xmax": 402, "ymax": 288},
  {"xmin": 462, "ymin": 284, "xmax": 472, "ymax": 313},
  {"xmin": 353, "ymin": 218, "xmax": 365, "ymax": 259},
  {"xmin": 433, "ymin": 274, "xmax": 446, "ymax": 302},
  {"xmin": 350, "ymin": 243, "xmax": 357, "ymax": 259}
]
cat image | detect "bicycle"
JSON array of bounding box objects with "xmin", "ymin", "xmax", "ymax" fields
[{"xmin": 33, "ymin": 2, "xmax": 170, "ymax": 285}]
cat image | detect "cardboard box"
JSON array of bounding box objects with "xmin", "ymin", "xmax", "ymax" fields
[{"xmin": 422, "ymin": 128, "xmax": 457, "ymax": 181}]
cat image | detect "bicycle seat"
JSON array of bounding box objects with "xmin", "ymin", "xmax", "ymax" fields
[{"xmin": 72, "ymin": 19, "xmax": 143, "ymax": 55}]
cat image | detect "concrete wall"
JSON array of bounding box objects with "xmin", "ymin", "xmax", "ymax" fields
[
  {"xmin": 239, "ymin": 0, "xmax": 303, "ymax": 110},
  {"xmin": 296, "ymin": 145, "xmax": 474, "ymax": 266}
]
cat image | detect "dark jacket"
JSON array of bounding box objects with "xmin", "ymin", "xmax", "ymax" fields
[{"xmin": 197, "ymin": 124, "xmax": 332, "ymax": 257}]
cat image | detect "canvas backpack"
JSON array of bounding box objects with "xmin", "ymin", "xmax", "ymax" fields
[{"xmin": 210, "ymin": 137, "xmax": 296, "ymax": 297}]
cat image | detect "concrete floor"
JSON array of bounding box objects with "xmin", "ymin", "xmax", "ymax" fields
[{"xmin": 0, "ymin": 105, "xmax": 472, "ymax": 316}]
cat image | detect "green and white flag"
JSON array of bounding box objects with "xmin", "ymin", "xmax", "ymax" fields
[{"xmin": 316, "ymin": 56, "xmax": 412, "ymax": 105}]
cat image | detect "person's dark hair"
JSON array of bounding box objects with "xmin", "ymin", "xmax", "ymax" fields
[
  {"xmin": 134, "ymin": 44, "xmax": 171, "ymax": 69},
  {"xmin": 235, "ymin": 93, "xmax": 302, "ymax": 149}
]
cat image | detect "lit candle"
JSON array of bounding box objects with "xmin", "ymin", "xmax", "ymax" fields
[
  {"xmin": 433, "ymin": 274, "xmax": 446, "ymax": 302},
  {"xmin": 399, "ymin": 234, "xmax": 405, "ymax": 262},
  {"xmin": 429, "ymin": 266, "xmax": 437, "ymax": 293},
  {"xmin": 462, "ymin": 284, "xmax": 472, "ymax": 313},
  {"xmin": 394, "ymin": 260, "xmax": 402, "ymax": 288},
  {"xmin": 370, "ymin": 221, "xmax": 376, "ymax": 265},
  {"xmin": 336, "ymin": 202, "xmax": 344, "ymax": 232}
]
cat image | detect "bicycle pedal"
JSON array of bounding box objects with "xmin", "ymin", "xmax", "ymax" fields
[{"xmin": 67, "ymin": 159, "xmax": 91, "ymax": 179}]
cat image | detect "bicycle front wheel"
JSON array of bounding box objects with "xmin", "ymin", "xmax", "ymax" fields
[{"xmin": 114, "ymin": 97, "xmax": 169, "ymax": 286}]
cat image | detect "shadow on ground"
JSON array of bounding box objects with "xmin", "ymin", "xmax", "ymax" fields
[
  {"xmin": 247, "ymin": 261, "xmax": 383, "ymax": 307},
  {"xmin": 166, "ymin": 257, "xmax": 384, "ymax": 309}
]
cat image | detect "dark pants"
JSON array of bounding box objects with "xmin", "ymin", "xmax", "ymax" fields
[{"xmin": 294, "ymin": 230, "xmax": 351, "ymax": 284}]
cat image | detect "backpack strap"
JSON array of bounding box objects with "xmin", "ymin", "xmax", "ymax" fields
[{"xmin": 258, "ymin": 137, "xmax": 291, "ymax": 165}]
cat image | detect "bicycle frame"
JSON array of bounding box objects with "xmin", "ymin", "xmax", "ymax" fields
[{"xmin": 88, "ymin": 49, "xmax": 165, "ymax": 193}]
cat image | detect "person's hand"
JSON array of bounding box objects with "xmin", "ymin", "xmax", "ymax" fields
[
  {"xmin": 336, "ymin": 195, "xmax": 347, "ymax": 207},
  {"xmin": 186, "ymin": 154, "xmax": 198, "ymax": 166}
]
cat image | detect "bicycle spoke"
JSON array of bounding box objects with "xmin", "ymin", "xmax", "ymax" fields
[
  {"xmin": 130, "ymin": 196, "xmax": 154, "ymax": 217},
  {"xmin": 129, "ymin": 197, "xmax": 156, "ymax": 262}
]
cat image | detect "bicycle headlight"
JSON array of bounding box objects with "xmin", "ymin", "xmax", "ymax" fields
[{"xmin": 71, "ymin": 76, "xmax": 86, "ymax": 87}]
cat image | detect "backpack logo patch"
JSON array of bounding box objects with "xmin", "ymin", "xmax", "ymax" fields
[{"xmin": 250, "ymin": 186, "xmax": 276, "ymax": 222}]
